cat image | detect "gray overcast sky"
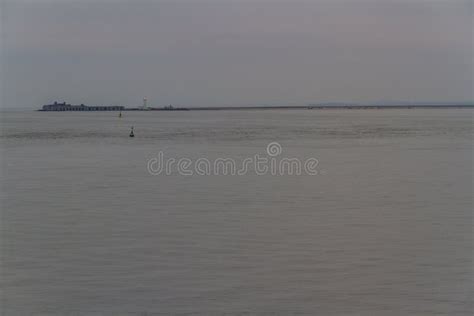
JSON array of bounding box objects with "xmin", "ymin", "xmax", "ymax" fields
[{"xmin": 1, "ymin": 0, "xmax": 472, "ymax": 108}]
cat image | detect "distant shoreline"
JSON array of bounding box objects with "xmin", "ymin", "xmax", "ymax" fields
[
  {"xmin": 180, "ymin": 105, "xmax": 474, "ymax": 111},
  {"xmin": 38, "ymin": 104, "xmax": 474, "ymax": 111}
]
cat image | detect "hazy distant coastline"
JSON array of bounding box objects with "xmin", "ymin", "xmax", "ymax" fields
[
  {"xmin": 36, "ymin": 103, "xmax": 474, "ymax": 112},
  {"xmin": 185, "ymin": 104, "xmax": 474, "ymax": 111}
]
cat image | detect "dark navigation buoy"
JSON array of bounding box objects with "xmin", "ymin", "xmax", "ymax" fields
[{"xmin": 129, "ymin": 126, "xmax": 135, "ymax": 137}]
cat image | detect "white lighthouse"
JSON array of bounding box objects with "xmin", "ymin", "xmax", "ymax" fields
[{"xmin": 142, "ymin": 97, "xmax": 148, "ymax": 110}]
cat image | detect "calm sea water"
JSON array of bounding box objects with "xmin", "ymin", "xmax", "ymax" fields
[{"xmin": 1, "ymin": 109, "xmax": 472, "ymax": 315}]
